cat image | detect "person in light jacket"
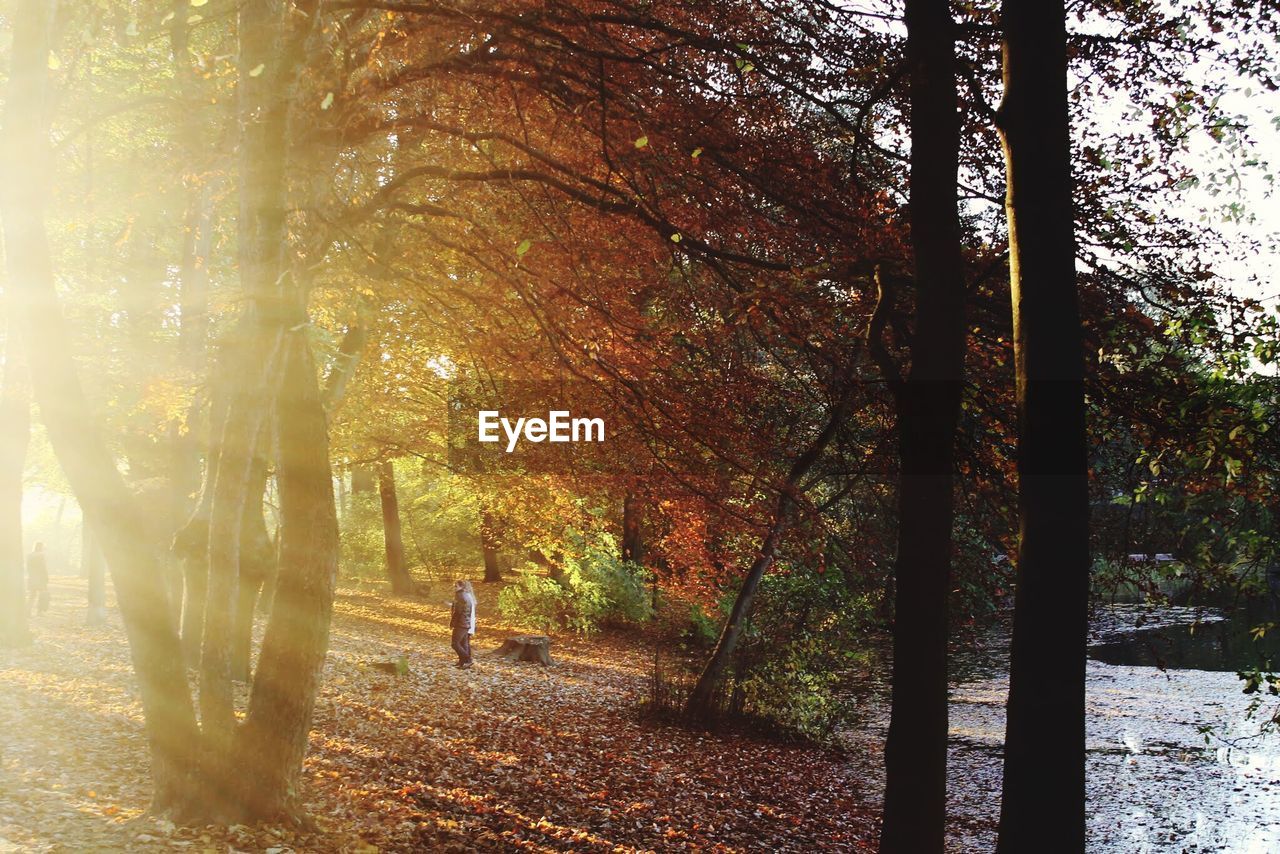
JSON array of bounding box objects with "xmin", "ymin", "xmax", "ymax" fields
[{"xmin": 450, "ymin": 579, "xmax": 476, "ymax": 669}]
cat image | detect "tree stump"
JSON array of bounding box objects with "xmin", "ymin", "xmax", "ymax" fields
[{"xmin": 491, "ymin": 635, "xmax": 552, "ymax": 666}]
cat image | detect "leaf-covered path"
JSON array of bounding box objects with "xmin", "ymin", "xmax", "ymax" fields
[{"xmin": 1, "ymin": 578, "xmax": 878, "ymax": 852}]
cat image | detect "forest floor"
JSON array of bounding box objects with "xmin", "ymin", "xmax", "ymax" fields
[{"xmin": 0, "ymin": 577, "xmax": 881, "ymax": 852}]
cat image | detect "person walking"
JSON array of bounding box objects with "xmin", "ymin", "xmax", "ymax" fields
[
  {"xmin": 26, "ymin": 542, "xmax": 48, "ymax": 616},
  {"xmin": 450, "ymin": 579, "xmax": 476, "ymax": 669}
]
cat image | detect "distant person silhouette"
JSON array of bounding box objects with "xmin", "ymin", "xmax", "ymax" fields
[
  {"xmin": 450, "ymin": 579, "xmax": 476, "ymax": 669},
  {"xmin": 27, "ymin": 542, "xmax": 49, "ymax": 615}
]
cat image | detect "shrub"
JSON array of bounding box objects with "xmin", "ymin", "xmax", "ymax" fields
[
  {"xmin": 496, "ymin": 573, "xmax": 568, "ymax": 632},
  {"xmin": 685, "ymin": 602, "xmax": 721, "ymax": 647},
  {"xmin": 498, "ymin": 525, "xmax": 653, "ymax": 634},
  {"xmin": 646, "ymin": 566, "xmax": 876, "ymax": 742}
]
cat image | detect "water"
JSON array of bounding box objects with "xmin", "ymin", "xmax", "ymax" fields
[
  {"xmin": 1089, "ymin": 601, "xmax": 1280, "ymax": 672},
  {"xmin": 850, "ymin": 602, "xmax": 1280, "ymax": 851}
]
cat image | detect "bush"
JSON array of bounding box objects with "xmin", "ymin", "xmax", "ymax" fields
[
  {"xmin": 498, "ymin": 525, "xmax": 653, "ymax": 634},
  {"xmin": 735, "ymin": 628, "xmax": 851, "ymax": 742},
  {"xmin": 685, "ymin": 602, "xmax": 721, "ymax": 647},
  {"xmin": 339, "ymin": 493, "xmax": 388, "ymax": 585},
  {"xmin": 646, "ymin": 567, "xmax": 875, "ymax": 742},
  {"xmin": 496, "ymin": 574, "xmax": 569, "ymax": 632}
]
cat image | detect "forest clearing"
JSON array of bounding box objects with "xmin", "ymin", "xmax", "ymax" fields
[
  {"xmin": 1, "ymin": 578, "xmax": 879, "ymax": 852},
  {"xmin": 7, "ymin": 577, "xmax": 1280, "ymax": 852}
]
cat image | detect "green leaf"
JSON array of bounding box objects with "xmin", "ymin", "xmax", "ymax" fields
[
  {"xmin": 320, "ymin": 92, "xmax": 335, "ymax": 110},
  {"xmin": 634, "ymin": 135, "xmax": 649, "ymax": 149},
  {"xmin": 516, "ymin": 239, "xmax": 532, "ymax": 257},
  {"xmin": 691, "ymin": 147, "xmax": 703, "ymax": 159},
  {"xmin": 670, "ymin": 232, "xmax": 682, "ymax": 243}
]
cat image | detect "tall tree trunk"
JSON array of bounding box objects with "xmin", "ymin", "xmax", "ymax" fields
[
  {"xmin": 195, "ymin": 0, "xmax": 300, "ymax": 810},
  {"xmin": 232, "ymin": 452, "xmax": 274, "ymax": 682},
  {"xmin": 685, "ymin": 391, "xmax": 853, "ymax": 721},
  {"xmin": 995, "ymin": 2, "xmax": 1089, "ymax": 849},
  {"xmin": 223, "ymin": 0, "xmax": 336, "ymax": 822},
  {"xmin": 879, "ymin": 1, "xmax": 968, "ymax": 850},
  {"xmin": 234, "ymin": 326, "xmax": 338, "ymax": 821},
  {"xmin": 0, "ymin": 322, "xmax": 30, "ymax": 647},
  {"xmin": 199, "ymin": 322, "xmax": 281, "ymax": 814},
  {"xmin": 621, "ymin": 492, "xmax": 644, "ymax": 564},
  {"xmin": 480, "ymin": 506, "xmax": 502, "ymax": 582},
  {"xmin": 378, "ymin": 459, "xmax": 413, "ymax": 595},
  {"xmin": 0, "ymin": 0, "xmax": 200, "ymax": 809},
  {"xmin": 684, "ymin": 501, "xmax": 791, "ymax": 720},
  {"xmin": 168, "ymin": 0, "xmax": 214, "ymax": 657}
]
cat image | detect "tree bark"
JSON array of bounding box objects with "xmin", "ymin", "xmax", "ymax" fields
[
  {"xmin": 621, "ymin": 492, "xmax": 644, "ymax": 564},
  {"xmin": 0, "ymin": 0, "xmax": 200, "ymax": 808},
  {"xmin": 685, "ymin": 388, "xmax": 854, "ymax": 721},
  {"xmin": 194, "ymin": 0, "xmax": 300, "ymax": 811},
  {"xmin": 378, "ymin": 459, "xmax": 413, "ymax": 595},
  {"xmin": 235, "ymin": 327, "xmax": 338, "ymax": 821},
  {"xmin": 878, "ymin": 2, "xmax": 968, "ymax": 850},
  {"xmin": 321, "ymin": 321, "xmax": 369, "ymax": 415},
  {"xmin": 222, "ymin": 0, "xmax": 336, "ymax": 822},
  {"xmin": 0, "ymin": 322, "xmax": 30, "ymax": 647},
  {"xmin": 232, "ymin": 452, "xmax": 274, "ymax": 682},
  {"xmin": 995, "ymin": 2, "xmax": 1089, "ymax": 849},
  {"xmin": 684, "ymin": 502, "xmax": 790, "ymax": 720},
  {"xmin": 480, "ymin": 506, "xmax": 502, "ymax": 582}
]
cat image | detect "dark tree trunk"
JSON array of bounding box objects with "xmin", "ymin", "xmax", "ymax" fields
[
  {"xmin": 0, "ymin": 0, "xmax": 200, "ymax": 808},
  {"xmin": 321, "ymin": 321, "xmax": 369, "ymax": 415},
  {"xmin": 194, "ymin": 0, "xmax": 302, "ymax": 810},
  {"xmin": 684, "ymin": 504, "xmax": 790, "ymax": 720},
  {"xmin": 480, "ymin": 506, "xmax": 502, "ymax": 582},
  {"xmin": 378, "ymin": 459, "xmax": 413, "ymax": 595},
  {"xmin": 0, "ymin": 324, "xmax": 30, "ymax": 647},
  {"xmin": 995, "ymin": 2, "xmax": 1089, "ymax": 849},
  {"xmin": 685, "ymin": 389, "xmax": 853, "ymax": 722},
  {"xmin": 878, "ymin": 2, "xmax": 968, "ymax": 851},
  {"xmin": 621, "ymin": 492, "xmax": 644, "ymax": 564}
]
